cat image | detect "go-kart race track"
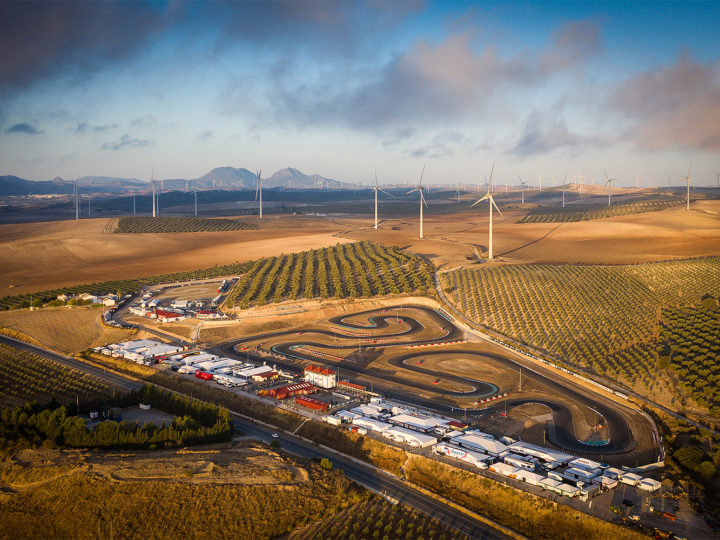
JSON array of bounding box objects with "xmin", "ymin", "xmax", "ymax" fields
[{"xmin": 222, "ymin": 306, "xmax": 657, "ymax": 463}]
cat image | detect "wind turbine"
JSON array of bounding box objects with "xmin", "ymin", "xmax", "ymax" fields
[
  {"xmin": 519, "ymin": 176, "xmax": 526, "ymax": 204},
  {"xmin": 372, "ymin": 170, "xmax": 393, "ymax": 229},
  {"xmin": 254, "ymin": 170, "xmax": 264, "ymax": 219},
  {"xmin": 604, "ymin": 170, "xmax": 617, "ymax": 207},
  {"xmin": 74, "ymin": 182, "xmax": 79, "ymax": 220},
  {"xmin": 455, "ymin": 184, "xmax": 461, "ymax": 204},
  {"xmin": 192, "ymin": 189, "xmax": 198, "ymax": 217},
  {"xmin": 407, "ymin": 163, "xmax": 428, "ymax": 239},
  {"xmin": 150, "ymin": 164, "xmax": 157, "ymax": 217},
  {"xmin": 714, "ymin": 171, "xmax": 719, "ymax": 189},
  {"xmin": 561, "ymin": 175, "xmax": 568, "ymax": 208},
  {"xmin": 537, "ymin": 174, "xmax": 543, "ymax": 191},
  {"xmin": 680, "ymin": 163, "xmax": 693, "ymax": 211},
  {"xmin": 471, "ymin": 162, "xmax": 503, "ymax": 260}
]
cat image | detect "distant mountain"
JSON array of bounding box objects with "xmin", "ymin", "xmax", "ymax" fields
[
  {"xmin": 191, "ymin": 167, "xmax": 257, "ymax": 189},
  {"xmin": 0, "ymin": 167, "xmax": 344, "ymax": 197},
  {"xmin": 0, "ymin": 175, "xmax": 72, "ymax": 196},
  {"xmin": 265, "ymin": 167, "xmax": 341, "ymax": 189},
  {"xmin": 76, "ymin": 176, "xmax": 146, "ymax": 188}
]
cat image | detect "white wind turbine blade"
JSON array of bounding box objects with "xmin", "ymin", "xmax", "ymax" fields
[
  {"xmin": 487, "ymin": 161, "xmax": 495, "ymax": 194},
  {"xmin": 378, "ymin": 188, "xmax": 395, "ymax": 198},
  {"xmin": 490, "ymin": 196, "xmax": 503, "ymax": 216},
  {"xmin": 421, "ymin": 190, "xmax": 429, "ymax": 208},
  {"xmin": 254, "ymin": 169, "xmax": 262, "ymax": 200},
  {"xmin": 471, "ymin": 193, "xmax": 491, "ymax": 207},
  {"xmin": 419, "ymin": 162, "xmax": 426, "ymax": 187}
]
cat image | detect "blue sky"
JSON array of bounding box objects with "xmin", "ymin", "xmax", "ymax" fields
[{"xmin": 1, "ymin": 1, "xmax": 718, "ymax": 186}]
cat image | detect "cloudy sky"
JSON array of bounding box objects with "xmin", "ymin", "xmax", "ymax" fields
[{"xmin": 1, "ymin": 1, "xmax": 719, "ymax": 186}]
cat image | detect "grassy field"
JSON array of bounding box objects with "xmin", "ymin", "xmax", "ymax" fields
[
  {"xmin": 0, "ymin": 343, "xmax": 111, "ymax": 407},
  {"xmin": 0, "ymin": 444, "xmax": 363, "ymax": 539},
  {"xmin": 442, "ymin": 257, "xmax": 720, "ymax": 408},
  {"xmin": 404, "ymin": 455, "xmax": 644, "ymax": 540},
  {"xmin": 115, "ymin": 216, "xmax": 258, "ymax": 233},
  {"xmin": 226, "ymin": 241, "xmax": 435, "ymax": 309},
  {"xmin": 0, "ymin": 306, "xmax": 134, "ymax": 353},
  {"xmin": 519, "ymin": 197, "xmax": 683, "ymax": 223}
]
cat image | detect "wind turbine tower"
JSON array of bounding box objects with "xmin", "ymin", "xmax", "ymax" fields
[
  {"xmin": 74, "ymin": 183, "xmax": 79, "ymax": 220},
  {"xmin": 715, "ymin": 171, "xmax": 719, "ymax": 188},
  {"xmin": 519, "ymin": 177, "xmax": 526, "ymax": 204},
  {"xmin": 151, "ymin": 165, "xmax": 157, "ymax": 218},
  {"xmin": 255, "ymin": 170, "xmax": 264, "ymax": 219},
  {"xmin": 407, "ymin": 164, "xmax": 428, "ymax": 239},
  {"xmin": 680, "ymin": 164, "xmax": 693, "ymax": 211},
  {"xmin": 537, "ymin": 174, "xmax": 543, "ymax": 191},
  {"xmin": 561, "ymin": 176, "xmax": 568, "ymax": 208},
  {"xmin": 471, "ymin": 162, "xmax": 502, "ymax": 260},
  {"xmin": 604, "ymin": 170, "xmax": 617, "ymax": 207},
  {"xmin": 372, "ymin": 171, "xmax": 393, "ymax": 229}
]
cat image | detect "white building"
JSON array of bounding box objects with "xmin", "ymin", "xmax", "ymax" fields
[
  {"xmin": 304, "ymin": 364, "xmax": 337, "ymax": 389},
  {"xmin": 454, "ymin": 434, "xmax": 509, "ymax": 457},
  {"xmin": 352, "ymin": 417, "xmax": 392, "ymax": 433},
  {"xmin": 382, "ymin": 426, "xmax": 437, "ymax": 448},
  {"xmin": 388, "ymin": 413, "xmax": 440, "ymax": 433},
  {"xmin": 508, "ymin": 441, "xmax": 574, "ymax": 465},
  {"xmin": 637, "ymin": 478, "xmax": 662, "ymax": 492}
]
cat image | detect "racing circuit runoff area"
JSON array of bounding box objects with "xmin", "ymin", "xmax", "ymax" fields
[{"xmin": 216, "ymin": 305, "xmax": 659, "ymax": 468}]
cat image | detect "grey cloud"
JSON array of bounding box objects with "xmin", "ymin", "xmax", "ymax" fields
[
  {"xmin": 72, "ymin": 121, "xmax": 118, "ymax": 134},
  {"xmin": 381, "ymin": 127, "xmax": 417, "ymax": 148},
  {"xmin": 101, "ymin": 134, "xmax": 152, "ymax": 151},
  {"xmin": 0, "ymin": 1, "xmax": 422, "ymax": 98},
  {"xmin": 541, "ymin": 20, "xmax": 602, "ymax": 72},
  {"xmin": 250, "ymin": 20, "xmax": 602, "ymax": 132},
  {"xmin": 130, "ymin": 115, "xmax": 159, "ymax": 130},
  {"xmin": 512, "ymin": 111, "xmax": 589, "ymax": 156},
  {"xmin": 611, "ymin": 56, "xmax": 720, "ymax": 151},
  {"xmin": 0, "ymin": 2, "xmax": 174, "ymax": 96},
  {"xmin": 410, "ymin": 145, "xmax": 452, "ymax": 159},
  {"xmin": 196, "ymin": 130, "xmax": 214, "ymax": 142},
  {"xmin": 6, "ymin": 123, "xmax": 43, "ymax": 135}
]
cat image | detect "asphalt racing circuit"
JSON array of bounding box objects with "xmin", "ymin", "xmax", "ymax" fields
[{"xmin": 221, "ymin": 306, "xmax": 659, "ymax": 464}]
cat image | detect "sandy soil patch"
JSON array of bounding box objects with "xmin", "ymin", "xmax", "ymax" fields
[{"xmin": 341, "ymin": 200, "xmax": 720, "ymax": 268}]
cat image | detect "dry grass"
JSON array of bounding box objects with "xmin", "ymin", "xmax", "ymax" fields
[
  {"xmin": 0, "ymin": 217, "xmax": 350, "ymax": 297},
  {"xmin": 342, "ymin": 200, "xmax": 720, "ymax": 268},
  {"xmin": 0, "ymin": 444, "xmax": 364, "ymax": 539},
  {"xmin": 0, "ymin": 306, "xmax": 135, "ymax": 354},
  {"xmin": 405, "ymin": 455, "xmax": 645, "ymax": 540}
]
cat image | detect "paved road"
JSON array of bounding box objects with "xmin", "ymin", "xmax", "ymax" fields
[
  {"xmin": 0, "ymin": 334, "xmax": 509, "ymax": 538},
  {"xmin": 234, "ymin": 417, "xmax": 510, "ymax": 540},
  {"xmin": 0, "ymin": 334, "xmax": 142, "ymax": 393}
]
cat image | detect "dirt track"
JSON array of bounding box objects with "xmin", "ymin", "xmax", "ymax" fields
[{"xmin": 220, "ymin": 305, "xmax": 658, "ymax": 465}]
